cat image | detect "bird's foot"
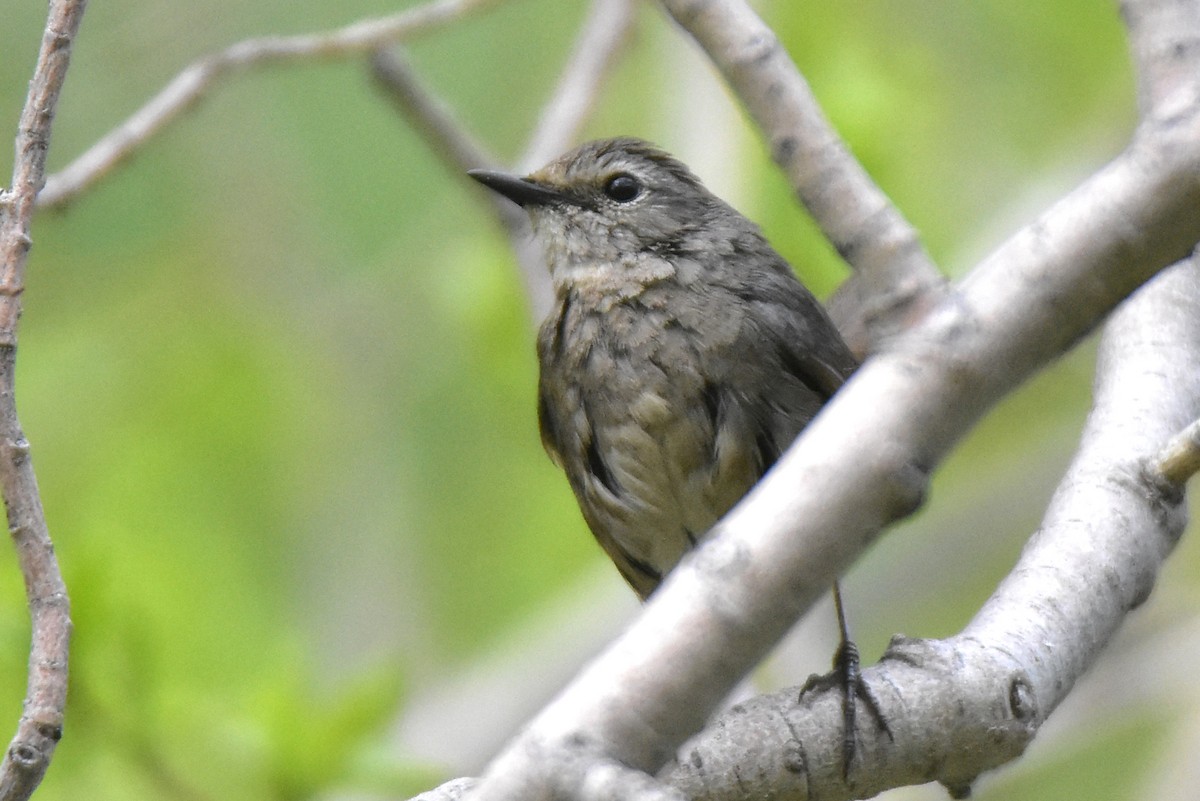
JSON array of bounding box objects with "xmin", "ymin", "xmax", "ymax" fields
[{"xmin": 800, "ymin": 639, "xmax": 892, "ymax": 779}]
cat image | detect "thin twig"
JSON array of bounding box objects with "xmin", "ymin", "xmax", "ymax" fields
[
  {"xmin": 37, "ymin": 0, "xmax": 502, "ymax": 210},
  {"xmin": 369, "ymin": 50, "xmax": 501, "ymax": 179},
  {"xmin": 517, "ymin": 0, "xmax": 639, "ymax": 173},
  {"xmin": 0, "ymin": 0, "xmax": 86, "ymax": 798},
  {"xmin": 1150, "ymin": 417, "xmax": 1200, "ymax": 486}
]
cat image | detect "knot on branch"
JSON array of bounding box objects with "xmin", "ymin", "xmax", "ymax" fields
[
  {"xmin": 873, "ymin": 443, "xmax": 930, "ymax": 521},
  {"xmin": 3, "ymin": 713, "xmax": 61, "ymax": 776}
]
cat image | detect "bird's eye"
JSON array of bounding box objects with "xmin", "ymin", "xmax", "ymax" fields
[{"xmin": 603, "ymin": 174, "xmax": 642, "ymax": 203}]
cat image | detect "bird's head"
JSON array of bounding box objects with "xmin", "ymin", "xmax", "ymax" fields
[{"xmin": 469, "ymin": 138, "xmax": 734, "ymax": 283}]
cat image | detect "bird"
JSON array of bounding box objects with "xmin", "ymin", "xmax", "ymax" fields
[{"xmin": 468, "ymin": 137, "xmax": 887, "ymax": 773}]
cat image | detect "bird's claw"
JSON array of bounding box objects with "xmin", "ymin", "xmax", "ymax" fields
[
  {"xmin": 833, "ymin": 639, "xmax": 892, "ymax": 779},
  {"xmin": 800, "ymin": 640, "xmax": 892, "ymax": 780}
]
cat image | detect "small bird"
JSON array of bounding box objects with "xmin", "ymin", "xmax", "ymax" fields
[{"xmin": 469, "ymin": 137, "xmax": 885, "ymax": 772}]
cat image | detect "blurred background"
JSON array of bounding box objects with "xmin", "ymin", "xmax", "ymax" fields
[{"xmin": 1, "ymin": 1, "xmax": 1196, "ymax": 799}]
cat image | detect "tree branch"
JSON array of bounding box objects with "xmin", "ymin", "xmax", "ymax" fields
[
  {"xmin": 369, "ymin": 50, "xmax": 501, "ymax": 178},
  {"xmin": 0, "ymin": 0, "xmax": 86, "ymax": 798},
  {"xmin": 656, "ymin": 0, "xmax": 947, "ymax": 354},
  {"xmin": 461, "ymin": 45, "xmax": 1200, "ymax": 801},
  {"xmin": 661, "ymin": 254, "xmax": 1200, "ymax": 800},
  {"xmin": 36, "ymin": 0, "xmax": 503, "ymax": 210}
]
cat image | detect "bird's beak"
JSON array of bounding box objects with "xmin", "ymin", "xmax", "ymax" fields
[{"xmin": 467, "ymin": 169, "xmax": 577, "ymax": 208}]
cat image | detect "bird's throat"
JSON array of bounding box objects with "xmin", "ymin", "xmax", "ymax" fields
[{"xmin": 551, "ymin": 257, "xmax": 676, "ymax": 311}]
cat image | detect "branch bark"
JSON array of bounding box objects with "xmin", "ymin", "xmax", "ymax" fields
[{"xmin": 0, "ymin": 0, "xmax": 86, "ymax": 798}]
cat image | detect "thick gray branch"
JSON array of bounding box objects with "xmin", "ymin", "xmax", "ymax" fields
[
  {"xmin": 462, "ymin": 66, "xmax": 1200, "ymax": 801},
  {"xmin": 662, "ymin": 256, "xmax": 1200, "ymax": 800},
  {"xmin": 423, "ymin": 3, "xmax": 1200, "ymax": 799}
]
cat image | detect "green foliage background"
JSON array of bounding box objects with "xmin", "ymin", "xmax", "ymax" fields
[{"xmin": 0, "ymin": 1, "xmax": 1195, "ymax": 800}]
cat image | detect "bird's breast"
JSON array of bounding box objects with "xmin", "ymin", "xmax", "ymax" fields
[{"xmin": 537, "ymin": 290, "xmax": 764, "ymax": 586}]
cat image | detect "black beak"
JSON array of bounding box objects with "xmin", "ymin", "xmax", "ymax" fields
[{"xmin": 467, "ymin": 169, "xmax": 576, "ymax": 208}]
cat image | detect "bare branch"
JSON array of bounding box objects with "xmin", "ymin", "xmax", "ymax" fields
[
  {"xmin": 663, "ymin": 639, "xmax": 1031, "ymax": 801},
  {"xmin": 0, "ymin": 0, "xmax": 86, "ymax": 797},
  {"xmin": 394, "ymin": 5, "xmax": 1200, "ymax": 801},
  {"xmin": 957, "ymin": 249, "xmax": 1200, "ymax": 728},
  {"xmin": 662, "ymin": 255, "xmax": 1200, "ymax": 800},
  {"xmin": 517, "ymin": 0, "xmax": 639, "ymax": 173},
  {"xmin": 463, "ymin": 62, "xmax": 1200, "ymax": 800},
  {"xmin": 370, "ymin": 50, "xmax": 501, "ymax": 178},
  {"xmin": 37, "ymin": 0, "xmax": 503, "ymax": 210},
  {"xmin": 656, "ymin": 0, "xmax": 946, "ymax": 354}
]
